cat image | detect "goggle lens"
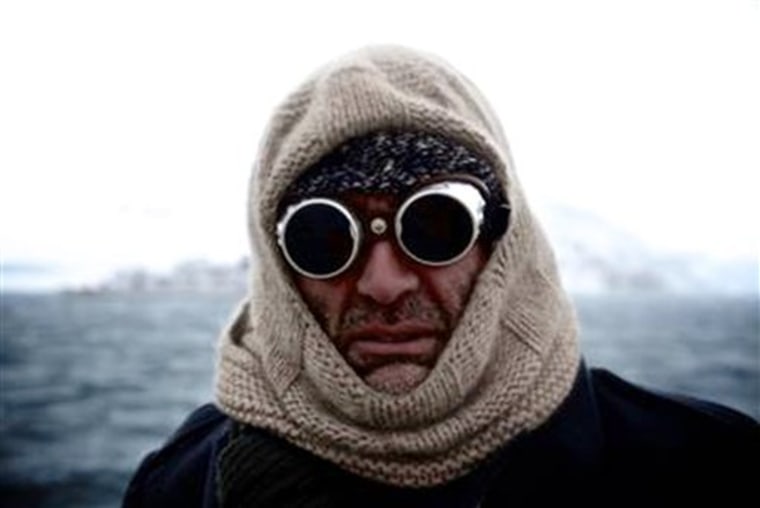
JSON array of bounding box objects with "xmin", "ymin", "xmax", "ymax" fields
[
  {"xmin": 399, "ymin": 194, "xmax": 475, "ymax": 264},
  {"xmin": 281, "ymin": 201, "xmax": 357, "ymax": 278}
]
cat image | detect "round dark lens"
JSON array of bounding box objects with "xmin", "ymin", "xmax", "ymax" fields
[
  {"xmin": 284, "ymin": 203, "xmax": 354, "ymax": 276},
  {"xmin": 400, "ymin": 194, "xmax": 474, "ymax": 263}
]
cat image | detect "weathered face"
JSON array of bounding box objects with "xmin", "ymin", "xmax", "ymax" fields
[{"xmin": 290, "ymin": 192, "xmax": 489, "ymax": 395}]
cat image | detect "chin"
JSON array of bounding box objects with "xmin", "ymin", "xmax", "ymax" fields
[{"xmin": 363, "ymin": 363, "xmax": 431, "ymax": 395}]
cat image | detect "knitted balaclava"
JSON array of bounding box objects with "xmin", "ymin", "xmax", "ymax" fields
[{"xmin": 215, "ymin": 45, "xmax": 580, "ymax": 487}]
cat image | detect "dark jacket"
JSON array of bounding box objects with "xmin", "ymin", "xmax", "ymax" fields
[{"xmin": 123, "ymin": 364, "xmax": 758, "ymax": 507}]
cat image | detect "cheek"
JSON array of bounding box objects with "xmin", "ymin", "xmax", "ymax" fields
[
  {"xmin": 424, "ymin": 247, "xmax": 487, "ymax": 319},
  {"xmin": 294, "ymin": 276, "xmax": 352, "ymax": 335}
]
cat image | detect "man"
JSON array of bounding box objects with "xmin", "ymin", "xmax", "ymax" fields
[{"xmin": 124, "ymin": 46, "xmax": 758, "ymax": 507}]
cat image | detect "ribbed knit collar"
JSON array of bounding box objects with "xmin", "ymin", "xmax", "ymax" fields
[{"xmin": 216, "ymin": 363, "xmax": 602, "ymax": 506}]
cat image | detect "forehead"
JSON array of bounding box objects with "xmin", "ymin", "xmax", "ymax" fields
[{"xmin": 339, "ymin": 191, "xmax": 399, "ymax": 216}]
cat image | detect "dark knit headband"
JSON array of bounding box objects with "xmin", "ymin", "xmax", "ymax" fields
[{"xmin": 281, "ymin": 131, "xmax": 505, "ymax": 209}]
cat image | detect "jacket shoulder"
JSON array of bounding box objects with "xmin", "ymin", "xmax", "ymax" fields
[
  {"xmin": 590, "ymin": 368, "xmax": 758, "ymax": 442},
  {"xmin": 589, "ymin": 368, "xmax": 759, "ymax": 500},
  {"xmin": 122, "ymin": 403, "xmax": 231, "ymax": 508}
]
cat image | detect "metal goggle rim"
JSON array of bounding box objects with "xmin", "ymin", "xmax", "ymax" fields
[{"xmin": 276, "ymin": 180, "xmax": 487, "ymax": 280}]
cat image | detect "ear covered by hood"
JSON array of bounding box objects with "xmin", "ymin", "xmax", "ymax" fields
[{"xmin": 215, "ymin": 45, "xmax": 580, "ymax": 487}]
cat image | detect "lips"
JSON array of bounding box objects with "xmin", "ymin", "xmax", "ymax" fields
[{"xmin": 339, "ymin": 323, "xmax": 444, "ymax": 373}]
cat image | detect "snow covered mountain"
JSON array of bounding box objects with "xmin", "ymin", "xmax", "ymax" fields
[{"xmin": 537, "ymin": 204, "xmax": 757, "ymax": 294}]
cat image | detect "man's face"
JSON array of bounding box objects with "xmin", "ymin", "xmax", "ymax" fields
[{"xmin": 290, "ymin": 191, "xmax": 489, "ymax": 395}]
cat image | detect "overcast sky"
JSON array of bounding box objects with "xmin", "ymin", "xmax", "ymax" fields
[{"xmin": 1, "ymin": 0, "xmax": 758, "ymax": 287}]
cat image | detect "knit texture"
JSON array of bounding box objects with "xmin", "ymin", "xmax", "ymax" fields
[
  {"xmin": 280, "ymin": 131, "xmax": 504, "ymax": 207},
  {"xmin": 215, "ymin": 45, "xmax": 580, "ymax": 487},
  {"xmin": 218, "ymin": 424, "xmax": 505, "ymax": 507}
]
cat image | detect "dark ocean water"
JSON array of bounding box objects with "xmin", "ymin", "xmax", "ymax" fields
[{"xmin": 1, "ymin": 292, "xmax": 758, "ymax": 508}]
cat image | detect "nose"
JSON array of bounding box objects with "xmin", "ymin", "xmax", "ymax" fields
[{"xmin": 356, "ymin": 240, "xmax": 420, "ymax": 305}]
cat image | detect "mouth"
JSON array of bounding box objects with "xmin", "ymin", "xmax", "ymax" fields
[{"xmin": 339, "ymin": 323, "xmax": 444, "ymax": 374}]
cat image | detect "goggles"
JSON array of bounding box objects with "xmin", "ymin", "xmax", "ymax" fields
[{"xmin": 276, "ymin": 178, "xmax": 508, "ymax": 279}]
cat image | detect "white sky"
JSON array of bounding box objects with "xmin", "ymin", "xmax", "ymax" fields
[{"xmin": 1, "ymin": 0, "xmax": 758, "ymax": 285}]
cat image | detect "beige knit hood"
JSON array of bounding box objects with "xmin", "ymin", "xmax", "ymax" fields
[{"xmin": 215, "ymin": 45, "xmax": 580, "ymax": 487}]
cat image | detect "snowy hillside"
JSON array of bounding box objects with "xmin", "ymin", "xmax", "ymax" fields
[{"xmin": 537, "ymin": 204, "xmax": 757, "ymax": 294}]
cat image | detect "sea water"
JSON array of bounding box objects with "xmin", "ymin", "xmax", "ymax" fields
[{"xmin": 1, "ymin": 292, "xmax": 758, "ymax": 508}]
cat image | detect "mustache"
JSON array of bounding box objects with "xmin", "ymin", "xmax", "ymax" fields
[{"xmin": 334, "ymin": 295, "xmax": 451, "ymax": 341}]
